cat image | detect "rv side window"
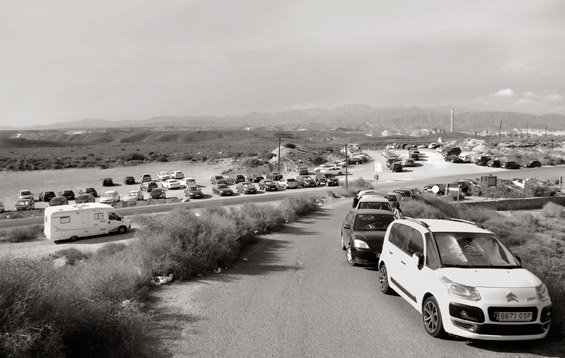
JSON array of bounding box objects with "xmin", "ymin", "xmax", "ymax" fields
[
  {"xmin": 60, "ymin": 216, "xmax": 70, "ymax": 224},
  {"xmin": 94, "ymin": 213, "xmax": 104, "ymax": 220}
]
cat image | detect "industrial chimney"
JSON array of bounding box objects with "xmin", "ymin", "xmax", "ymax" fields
[{"xmin": 450, "ymin": 108, "xmax": 454, "ymax": 132}]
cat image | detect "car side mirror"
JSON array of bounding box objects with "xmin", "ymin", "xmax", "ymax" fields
[
  {"xmin": 343, "ymin": 223, "xmax": 351, "ymax": 230},
  {"xmin": 514, "ymin": 255, "xmax": 522, "ymax": 266},
  {"xmin": 412, "ymin": 252, "xmax": 424, "ymax": 270}
]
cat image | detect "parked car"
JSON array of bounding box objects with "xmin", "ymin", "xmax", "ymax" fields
[
  {"xmin": 84, "ymin": 187, "xmax": 98, "ymax": 198},
  {"xmin": 0, "ymin": 201, "xmax": 4, "ymax": 213},
  {"xmin": 502, "ymin": 161, "xmax": 521, "ymax": 169},
  {"xmin": 320, "ymin": 166, "xmax": 345, "ymax": 175},
  {"xmin": 140, "ymin": 181, "xmax": 159, "ymax": 192},
  {"xmin": 75, "ymin": 193, "xmax": 96, "ymax": 204},
  {"xmin": 402, "ymin": 158, "xmax": 416, "ymax": 167},
  {"xmin": 227, "ymin": 174, "xmax": 246, "ymax": 184},
  {"xmin": 246, "ymin": 174, "xmax": 265, "ymax": 183},
  {"xmin": 378, "ymin": 218, "xmax": 552, "ymax": 340},
  {"xmin": 266, "ymin": 172, "xmax": 283, "ymax": 181},
  {"xmin": 180, "ymin": 177, "xmax": 197, "ymax": 187},
  {"xmin": 524, "ymin": 160, "xmax": 542, "ymax": 168},
  {"xmin": 171, "ymin": 170, "xmax": 184, "ymax": 179},
  {"xmin": 347, "ymin": 156, "xmax": 364, "ymax": 165},
  {"xmin": 162, "ymin": 179, "xmax": 181, "ymax": 189},
  {"xmin": 58, "ymin": 189, "xmax": 76, "ymax": 201},
  {"xmin": 258, "ymin": 179, "xmax": 278, "ymax": 191},
  {"xmin": 488, "ymin": 159, "xmax": 502, "ymax": 168},
  {"xmin": 211, "ymin": 175, "xmax": 225, "ymax": 185},
  {"xmin": 158, "ymin": 171, "xmax": 171, "ymax": 181},
  {"xmin": 39, "ymin": 191, "xmax": 56, "ymax": 202},
  {"xmin": 124, "ymin": 190, "xmax": 144, "ymax": 202},
  {"xmin": 354, "ymin": 196, "xmax": 393, "ymax": 212},
  {"xmin": 390, "ymin": 162, "xmax": 403, "ymax": 172},
  {"xmin": 296, "ymin": 175, "xmax": 316, "ymax": 187},
  {"xmin": 49, "ymin": 196, "xmax": 68, "ymax": 206},
  {"xmin": 279, "ymin": 178, "xmax": 299, "ymax": 189},
  {"xmin": 423, "ymin": 184, "xmax": 446, "ymax": 195},
  {"xmin": 475, "ymin": 156, "xmax": 491, "ymax": 166},
  {"xmin": 184, "ymin": 186, "xmax": 204, "ymax": 199},
  {"xmin": 340, "ymin": 209, "xmax": 396, "ymax": 266},
  {"xmin": 149, "ymin": 188, "xmax": 167, "ymax": 199},
  {"xmin": 236, "ymin": 182, "xmax": 257, "ymax": 194},
  {"xmin": 15, "ymin": 198, "xmax": 35, "ymax": 211},
  {"xmin": 212, "ymin": 183, "xmax": 233, "ymax": 196},
  {"xmin": 123, "ymin": 176, "xmax": 136, "ymax": 185},
  {"xmin": 298, "ymin": 167, "xmax": 309, "ymax": 175},
  {"xmin": 18, "ymin": 190, "xmax": 34, "ymax": 200},
  {"xmin": 385, "ymin": 193, "xmax": 401, "ymax": 210},
  {"xmin": 100, "ymin": 190, "xmax": 120, "ymax": 204},
  {"xmin": 140, "ymin": 173, "xmax": 152, "ymax": 183},
  {"xmin": 323, "ymin": 173, "xmax": 340, "ymax": 186},
  {"xmin": 314, "ymin": 173, "xmax": 327, "ymax": 186},
  {"xmin": 393, "ymin": 188, "xmax": 419, "ymax": 200},
  {"xmin": 102, "ymin": 178, "xmax": 114, "ymax": 186}
]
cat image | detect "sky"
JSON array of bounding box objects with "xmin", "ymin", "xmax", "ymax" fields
[{"xmin": 1, "ymin": 0, "xmax": 564, "ymax": 127}]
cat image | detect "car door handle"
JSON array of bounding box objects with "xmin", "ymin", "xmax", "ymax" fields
[{"xmin": 401, "ymin": 260, "xmax": 406, "ymax": 265}]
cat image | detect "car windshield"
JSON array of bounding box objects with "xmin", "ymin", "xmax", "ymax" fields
[
  {"xmin": 435, "ymin": 232, "xmax": 519, "ymax": 268},
  {"xmin": 20, "ymin": 191, "xmax": 31, "ymax": 195},
  {"xmin": 353, "ymin": 214, "xmax": 394, "ymax": 231},
  {"xmin": 103, "ymin": 193, "xmax": 114, "ymax": 197},
  {"xmin": 218, "ymin": 184, "xmax": 227, "ymax": 189}
]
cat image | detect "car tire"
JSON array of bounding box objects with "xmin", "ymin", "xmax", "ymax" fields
[
  {"xmin": 341, "ymin": 233, "xmax": 346, "ymax": 251},
  {"xmin": 423, "ymin": 296, "xmax": 446, "ymax": 338},
  {"xmin": 379, "ymin": 263, "xmax": 393, "ymax": 294},
  {"xmin": 346, "ymin": 246, "xmax": 356, "ymax": 266},
  {"xmin": 118, "ymin": 226, "xmax": 128, "ymax": 234},
  {"xmin": 70, "ymin": 236, "xmax": 78, "ymax": 241}
]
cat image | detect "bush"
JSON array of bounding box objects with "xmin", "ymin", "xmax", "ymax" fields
[
  {"xmin": 0, "ymin": 258, "xmax": 154, "ymax": 358},
  {"xmin": 283, "ymin": 143, "xmax": 296, "ymax": 149},
  {"xmin": 337, "ymin": 177, "xmax": 374, "ymax": 197},
  {"xmin": 542, "ymin": 202, "xmax": 564, "ymax": 218},
  {"xmin": 0, "ymin": 225, "xmax": 43, "ymax": 243},
  {"xmin": 241, "ymin": 158, "xmax": 263, "ymax": 168},
  {"xmin": 122, "ymin": 153, "xmax": 146, "ymax": 161}
]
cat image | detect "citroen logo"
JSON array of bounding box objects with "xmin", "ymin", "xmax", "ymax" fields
[{"xmin": 506, "ymin": 292, "xmax": 519, "ymax": 302}]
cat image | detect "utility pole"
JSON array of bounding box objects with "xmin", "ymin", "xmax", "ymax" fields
[
  {"xmin": 526, "ymin": 118, "xmax": 529, "ymax": 138},
  {"xmin": 498, "ymin": 120, "xmax": 502, "ymax": 155},
  {"xmin": 344, "ymin": 144, "xmax": 349, "ymax": 191},
  {"xmin": 277, "ymin": 137, "xmax": 281, "ymax": 175}
]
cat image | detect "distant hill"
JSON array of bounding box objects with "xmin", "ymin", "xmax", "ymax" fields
[{"xmin": 10, "ymin": 105, "xmax": 565, "ymax": 133}]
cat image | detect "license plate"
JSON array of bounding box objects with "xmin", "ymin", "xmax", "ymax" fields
[{"xmin": 495, "ymin": 312, "xmax": 532, "ymax": 322}]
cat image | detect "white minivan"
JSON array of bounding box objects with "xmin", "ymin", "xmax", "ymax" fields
[{"xmin": 378, "ymin": 218, "xmax": 552, "ymax": 341}]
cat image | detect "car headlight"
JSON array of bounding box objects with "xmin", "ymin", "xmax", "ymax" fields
[
  {"xmin": 440, "ymin": 276, "xmax": 481, "ymax": 301},
  {"xmin": 353, "ymin": 239, "xmax": 369, "ymax": 249},
  {"xmin": 536, "ymin": 283, "xmax": 551, "ymax": 302}
]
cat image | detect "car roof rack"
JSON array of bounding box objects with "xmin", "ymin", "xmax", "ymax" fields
[
  {"xmin": 403, "ymin": 217, "xmax": 429, "ymax": 229},
  {"xmin": 449, "ymin": 218, "xmax": 485, "ymax": 229}
]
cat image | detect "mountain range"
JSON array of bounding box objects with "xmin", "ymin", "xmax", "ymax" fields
[{"xmin": 3, "ymin": 105, "xmax": 565, "ymax": 134}]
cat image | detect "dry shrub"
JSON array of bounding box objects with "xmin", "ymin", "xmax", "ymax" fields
[
  {"xmin": 542, "ymin": 202, "xmax": 564, "ymax": 218},
  {"xmin": 336, "ymin": 177, "xmax": 374, "ymax": 197},
  {"xmin": 0, "ymin": 225, "xmax": 43, "ymax": 243},
  {"xmin": 413, "ymin": 194, "xmax": 463, "ymax": 219},
  {"xmin": 0, "ymin": 258, "xmax": 154, "ymax": 358},
  {"xmin": 401, "ymin": 199, "xmax": 450, "ymax": 219}
]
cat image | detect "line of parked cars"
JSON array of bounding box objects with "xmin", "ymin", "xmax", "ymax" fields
[{"xmin": 341, "ymin": 190, "xmax": 553, "ymax": 342}]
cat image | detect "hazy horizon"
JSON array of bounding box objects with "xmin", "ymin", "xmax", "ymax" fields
[{"xmin": 2, "ymin": 0, "xmax": 564, "ymax": 127}]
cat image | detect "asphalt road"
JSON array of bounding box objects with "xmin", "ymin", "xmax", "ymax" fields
[{"xmin": 154, "ymin": 199, "xmax": 553, "ymax": 358}]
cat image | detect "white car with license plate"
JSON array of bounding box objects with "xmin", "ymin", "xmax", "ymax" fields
[
  {"xmin": 378, "ymin": 218, "xmax": 552, "ymax": 341},
  {"xmin": 124, "ymin": 190, "xmax": 144, "ymax": 202}
]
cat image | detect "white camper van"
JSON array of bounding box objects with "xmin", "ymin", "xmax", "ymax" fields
[{"xmin": 44, "ymin": 203, "xmax": 131, "ymax": 243}]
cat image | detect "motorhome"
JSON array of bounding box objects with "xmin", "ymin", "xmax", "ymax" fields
[
  {"xmin": 44, "ymin": 203, "xmax": 131, "ymax": 243},
  {"xmin": 458, "ymin": 152, "xmax": 473, "ymax": 163}
]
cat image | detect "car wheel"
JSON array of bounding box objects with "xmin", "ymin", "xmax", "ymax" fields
[
  {"xmin": 423, "ymin": 296, "xmax": 446, "ymax": 338},
  {"xmin": 346, "ymin": 246, "xmax": 356, "ymax": 266},
  {"xmin": 379, "ymin": 263, "xmax": 392, "ymax": 294},
  {"xmin": 70, "ymin": 236, "xmax": 78, "ymax": 241},
  {"xmin": 341, "ymin": 233, "xmax": 346, "ymax": 251},
  {"xmin": 118, "ymin": 226, "xmax": 128, "ymax": 234}
]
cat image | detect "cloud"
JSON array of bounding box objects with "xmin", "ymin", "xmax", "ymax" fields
[
  {"xmin": 545, "ymin": 93, "xmax": 562, "ymax": 101},
  {"xmin": 490, "ymin": 88, "xmax": 515, "ymax": 97}
]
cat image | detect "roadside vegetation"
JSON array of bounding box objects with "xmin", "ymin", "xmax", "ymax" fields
[
  {"xmin": 403, "ymin": 195, "xmax": 565, "ymax": 350},
  {"xmin": 0, "ymin": 196, "xmax": 321, "ymax": 358},
  {"xmin": 0, "ymin": 225, "xmax": 43, "ymax": 243}
]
